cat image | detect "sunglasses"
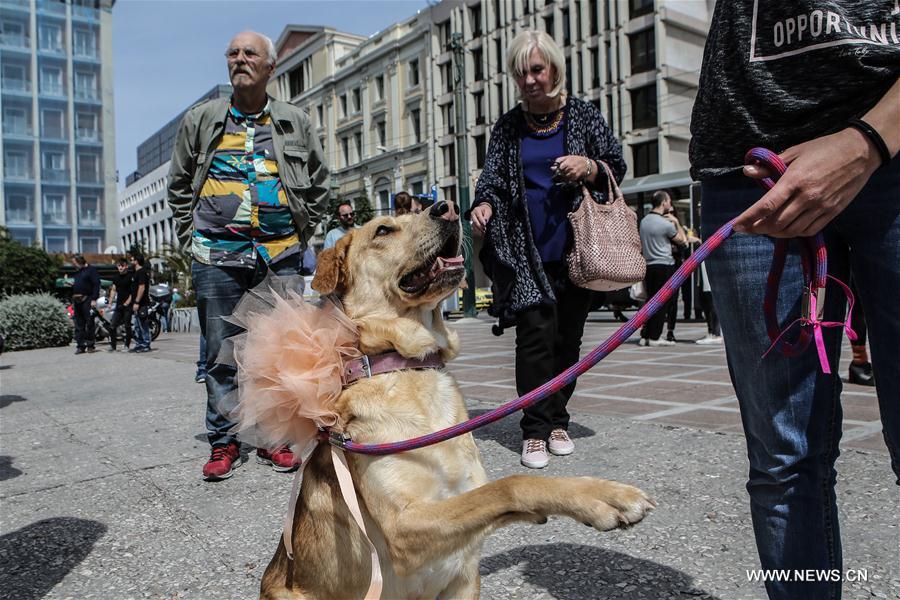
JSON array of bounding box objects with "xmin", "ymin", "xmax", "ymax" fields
[{"xmin": 340, "ymin": 212, "xmax": 355, "ymax": 218}]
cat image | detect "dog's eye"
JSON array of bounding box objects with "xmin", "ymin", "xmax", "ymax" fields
[{"xmin": 374, "ymin": 225, "xmax": 394, "ymax": 237}]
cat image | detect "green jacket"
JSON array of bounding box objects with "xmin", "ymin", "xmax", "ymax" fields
[{"xmin": 166, "ymin": 96, "xmax": 329, "ymax": 251}]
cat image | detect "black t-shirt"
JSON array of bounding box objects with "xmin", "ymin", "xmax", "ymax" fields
[
  {"xmin": 112, "ymin": 271, "xmax": 133, "ymax": 306},
  {"xmin": 130, "ymin": 268, "xmax": 151, "ymax": 306},
  {"xmin": 690, "ymin": 1, "xmax": 900, "ymax": 180}
]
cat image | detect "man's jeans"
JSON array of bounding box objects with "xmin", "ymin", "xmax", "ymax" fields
[
  {"xmin": 192, "ymin": 254, "xmax": 302, "ymax": 447},
  {"xmin": 132, "ymin": 309, "xmax": 151, "ymax": 350},
  {"xmin": 701, "ymin": 157, "xmax": 900, "ymax": 600}
]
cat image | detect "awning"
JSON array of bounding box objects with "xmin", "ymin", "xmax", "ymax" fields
[{"xmin": 620, "ymin": 170, "xmax": 693, "ymax": 195}]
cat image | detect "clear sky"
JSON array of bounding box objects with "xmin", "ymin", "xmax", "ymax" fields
[{"xmin": 112, "ymin": 0, "xmax": 430, "ymax": 188}]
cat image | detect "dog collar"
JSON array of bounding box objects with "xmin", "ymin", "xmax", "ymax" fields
[{"xmin": 343, "ymin": 351, "xmax": 444, "ymax": 387}]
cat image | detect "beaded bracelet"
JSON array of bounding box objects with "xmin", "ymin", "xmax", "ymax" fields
[{"xmin": 847, "ymin": 118, "xmax": 892, "ymax": 167}]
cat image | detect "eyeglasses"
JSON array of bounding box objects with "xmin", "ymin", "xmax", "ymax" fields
[
  {"xmin": 340, "ymin": 212, "xmax": 355, "ymax": 218},
  {"xmin": 225, "ymin": 47, "xmax": 264, "ymax": 61}
]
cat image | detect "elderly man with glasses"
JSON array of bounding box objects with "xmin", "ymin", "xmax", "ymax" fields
[{"xmin": 167, "ymin": 31, "xmax": 330, "ymax": 481}]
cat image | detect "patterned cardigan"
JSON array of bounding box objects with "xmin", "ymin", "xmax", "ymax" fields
[{"xmin": 473, "ymin": 96, "xmax": 626, "ymax": 326}]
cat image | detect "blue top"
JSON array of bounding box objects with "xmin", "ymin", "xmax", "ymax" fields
[{"xmin": 521, "ymin": 121, "xmax": 572, "ymax": 263}]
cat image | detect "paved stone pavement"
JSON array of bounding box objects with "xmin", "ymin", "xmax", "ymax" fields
[{"xmin": 1, "ymin": 316, "xmax": 896, "ymax": 600}]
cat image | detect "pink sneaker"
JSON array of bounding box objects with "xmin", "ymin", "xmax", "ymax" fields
[
  {"xmin": 257, "ymin": 447, "xmax": 299, "ymax": 473},
  {"xmin": 521, "ymin": 439, "xmax": 549, "ymax": 469},
  {"xmin": 548, "ymin": 429, "xmax": 575, "ymax": 456}
]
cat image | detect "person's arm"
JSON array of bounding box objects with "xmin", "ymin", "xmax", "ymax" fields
[
  {"xmin": 133, "ymin": 275, "xmax": 146, "ymax": 313},
  {"xmin": 554, "ymin": 101, "xmax": 627, "ymax": 189},
  {"xmin": 167, "ymin": 112, "xmax": 198, "ymax": 250},
  {"xmin": 471, "ymin": 117, "xmax": 513, "ymax": 234},
  {"xmin": 737, "ymin": 77, "xmax": 900, "ymax": 237},
  {"xmin": 108, "ymin": 284, "xmax": 116, "ymax": 305},
  {"xmin": 667, "ymin": 215, "xmax": 687, "ymax": 246},
  {"xmin": 90, "ymin": 268, "xmax": 100, "ymax": 305}
]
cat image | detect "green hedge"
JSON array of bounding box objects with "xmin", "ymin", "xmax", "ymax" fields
[{"xmin": 0, "ymin": 293, "xmax": 73, "ymax": 351}]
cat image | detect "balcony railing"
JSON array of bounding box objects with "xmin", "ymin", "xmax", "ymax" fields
[
  {"xmin": 43, "ymin": 169, "xmax": 70, "ymax": 182},
  {"xmin": 1, "ymin": 78, "xmax": 32, "ymax": 92},
  {"xmin": 0, "ymin": 33, "xmax": 29, "ymax": 48},
  {"xmin": 74, "ymin": 88, "xmax": 98, "ymax": 100},
  {"xmin": 79, "ymin": 212, "xmax": 102, "ymax": 226},
  {"xmin": 4, "ymin": 168, "xmax": 33, "ymax": 179},
  {"xmin": 73, "ymin": 47, "xmax": 98, "ymax": 59},
  {"xmin": 6, "ymin": 210, "xmax": 34, "ymax": 224},
  {"xmin": 2, "ymin": 124, "xmax": 33, "ymax": 136},
  {"xmin": 75, "ymin": 128, "xmax": 100, "ymax": 141},
  {"xmin": 40, "ymin": 83, "xmax": 65, "ymax": 96},
  {"xmin": 77, "ymin": 172, "xmax": 101, "ymax": 184},
  {"xmin": 43, "ymin": 212, "xmax": 68, "ymax": 225}
]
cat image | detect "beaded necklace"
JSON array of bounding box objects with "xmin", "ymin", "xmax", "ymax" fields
[{"xmin": 524, "ymin": 106, "xmax": 565, "ymax": 137}]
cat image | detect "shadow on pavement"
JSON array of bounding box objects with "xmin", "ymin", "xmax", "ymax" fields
[
  {"xmin": 467, "ymin": 408, "xmax": 597, "ymax": 454},
  {"xmin": 0, "ymin": 394, "xmax": 26, "ymax": 409},
  {"xmin": 0, "ymin": 517, "xmax": 106, "ymax": 600},
  {"xmin": 481, "ymin": 543, "xmax": 720, "ymax": 599},
  {"xmin": 0, "ymin": 456, "xmax": 22, "ymax": 481}
]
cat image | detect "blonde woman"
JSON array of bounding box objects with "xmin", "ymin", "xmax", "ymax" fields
[{"xmin": 471, "ymin": 30, "xmax": 625, "ymax": 469}]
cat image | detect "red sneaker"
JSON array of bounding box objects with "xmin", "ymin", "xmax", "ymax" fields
[
  {"xmin": 202, "ymin": 442, "xmax": 243, "ymax": 481},
  {"xmin": 257, "ymin": 446, "xmax": 298, "ymax": 473}
]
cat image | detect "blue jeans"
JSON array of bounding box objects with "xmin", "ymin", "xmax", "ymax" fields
[
  {"xmin": 701, "ymin": 157, "xmax": 900, "ymax": 600},
  {"xmin": 191, "ymin": 254, "xmax": 302, "ymax": 447},
  {"xmin": 196, "ymin": 334, "xmax": 207, "ymax": 378},
  {"xmin": 132, "ymin": 309, "xmax": 151, "ymax": 350}
]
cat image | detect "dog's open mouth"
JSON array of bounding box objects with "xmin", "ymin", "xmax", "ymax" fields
[{"xmin": 399, "ymin": 232, "xmax": 464, "ymax": 294}]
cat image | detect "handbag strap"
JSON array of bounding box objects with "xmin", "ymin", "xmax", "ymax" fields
[{"xmin": 596, "ymin": 160, "xmax": 623, "ymax": 204}]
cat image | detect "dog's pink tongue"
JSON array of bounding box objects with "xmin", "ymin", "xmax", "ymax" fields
[{"xmin": 431, "ymin": 255, "xmax": 464, "ymax": 276}]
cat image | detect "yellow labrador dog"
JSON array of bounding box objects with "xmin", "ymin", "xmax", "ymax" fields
[{"xmin": 260, "ymin": 201, "xmax": 654, "ymax": 599}]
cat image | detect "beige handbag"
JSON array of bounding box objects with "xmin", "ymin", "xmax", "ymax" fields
[{"xmin": 566, "ymin": 161, "xmax": 646, "ymax": 291}]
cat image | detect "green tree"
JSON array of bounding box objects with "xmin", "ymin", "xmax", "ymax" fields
[{"xmin": 0, "ymin": 227, "xmax": 63, "ymax": 297}]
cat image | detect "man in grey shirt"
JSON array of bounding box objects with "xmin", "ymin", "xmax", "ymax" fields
[{"xmin": 638, "ymin": 191, "xmax": 685, "ymax": 346}]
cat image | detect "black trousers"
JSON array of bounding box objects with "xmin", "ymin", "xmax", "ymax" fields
[
  {"xmin": 72, "ymin": 298, "xmax": 95, "ymax": 349},
  {"xmin": 640, "ymin": 263, "xmax": 676, "ymax": 341},
  {"xmin": 516, "ymin": 263, "xmax": 593, "ymax": 441},
  {"xmin": 701, "ymin": 291, "xmax": 720, "ymax": 336},
  {"xmin": 108, "ymin": 306, "xmax": 133, "ymax": 349}
]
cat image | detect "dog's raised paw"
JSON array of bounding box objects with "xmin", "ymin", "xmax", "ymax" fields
[{"xmin": 570, "ymin": 478, "xmax": 655, "ymax": 531}]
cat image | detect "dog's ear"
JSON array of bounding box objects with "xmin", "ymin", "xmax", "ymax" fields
[{"xmin": 312, "ymin": 233, "xmax": 353, "ymax": 295}]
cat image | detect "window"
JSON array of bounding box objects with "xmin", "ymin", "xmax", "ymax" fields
[
  {"xmin": 441, "ymin": 63, "xmax": 453, "ymax": 94},
  {"xmin": 630, "ymin": 0, "xmax": 654, "ymax": 19},
  {"xmin": 375, "ymin": 74, "xmax": 384, "ymax": 101},
  {"xmin": 43, "ymin": 193, "xmax": 67, "ymax": 224},
  {"xmin": 77, "ymin": 154, "xmax": 100, "ymax": 182},
  {"xmin": 78, "ymin": 194, "xmax": 100, "ymax": 225},
  {"xmin": 45, "ymin": 236, "xmax": 68, "ymax": 253},
  {"xmin": 6, "ymin": 194, "xmax": 33, "ymax": 223},
  {"xmin": 80, "ymin": 237, "xmax": 101, "ymax": 253},
  {"xmin": 591, "ymin": 0, "xmax": 599, "ymax": 35},
  {"xmin": 472, "ymin": 48, "xmax": 483, "ymax": 81},
  {"xmin": 74, "ymin": 71, "xmax": 97, "ymax": 99},
  {"xmin": 629, "ymin": 27, "xmax": 656, "ymax": 74},
  {"xmin": 2, "ymin": 62, "xmax": 26, "ymax": 89},
  {"xmin": 410, "ymin": 180, "xmax": 424, "ymax": 196},
  {"xmin": 444, "ymin": 143, "xmax": 456, "ymax": 176},
  {"xmin": 495, "ymin": 81, "xmax": 504, "ymax": 114},
  {"xmin": 565, "ymin": 56, "xmax": 572, "ymax": 94},
  {"xmin": 439, "ymin": 20, "xmax": 452, "ymax": 49},
  {"xmin": 408, "ymin": 58, "xmax": 420, "ymax": 87},
  {"xmin": 494, "ymin": 37, "xmax": 503, "ymax": 70},
  {"xmin": 316, "ymin": 104, "xmax": 324, "ymax": 125},
  {"xmin": 76, "ymin": 111, "xmax": 98, "ymax": 139},
  {"xmin": 473, "ymin": 91, "xmax": 484, "ymax": 125},
  {"xmin": 493, "ymin": 0, "xmax": 502, "ymax": 28},
  {"xmin": 544, "ymin": 14, "xmax": 555, "ymax": 37},
  {"xmin": 42, "ymin": 151, "xmax": 66, "ymax": 177},
  {"xmin": 40, "ymin": 66, "xmax": 63, "ymax": 95},
  {"xmin": 38, "ymin": 23, "xmax": 62, "ymax": 51},
  {"xmin": 632, "ymin": 141, "xmax": 658, "ymax": 176},
  {"xmin": 354, "ymin": 131, "xmax": 362, "ymax": 161},
  {"xmin": 73, "ymin": 28, "xmax": 96, "ymax": 56},
  {"xmin": 339, "ymin": 94, "xmax": 347, "ymax": 117},
  {"xmin": 376, "ymin": 121, "xmax": 386, "ymax": 147},
  {"xmin": 4, "ymin": 150, "xmax": 30, "ymax": 178},
  {"xmin": 442, "ymin": 185, "xmax": 457, "ymax": 205},
  {"xmin": 3, "ymin": 106, "xmax": 29, "ymax": 135},
  {"xmin": 341, "ymin": 137, "xmax": 350, "ymax": 166},
  {"xmin": 562, "ymin": 8, "xmax": 571, "ymax": 45},
  {"xmin": 288, "ymin": 65, "xmax": 305, "ymax": 97},
  {"xmin": 606, "ymin": 94, "xmax": 614, "ymax": 132},
  {"xmin": 630, "ymin": 83, "xmax": 657, "ymax": 129},
  {"xmin": 470, "ymin": 5, "xmax": 482, "ymax": 37},
  {"xmin": 410, "ymin": 108, "xmax": 421, "ymax": 144},
  {"xmin": 42, "ymin": 108, "xmax": 65, "ymax": 138},
  {"xmin": 442, "ymin": 103, "xmax": 455, "ymax": 135},
  {"xmin": 474, "ymin": 133, "xmax": 486, "ymax": 169},
  {"xmin": 575, "ymin": 0, "xmax": 582, "ymax": 38},
  {"xmin": 352, "ymin": 88, "xmax": 361, "ymax": 113},
  {"xmin": 2, "ymin": 20, "xmax": 26, "ymax": 46}
]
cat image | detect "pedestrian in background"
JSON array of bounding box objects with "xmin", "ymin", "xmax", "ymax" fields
[
  {"xmin": 323, "ymin": 201, "xmax": 359, "ymax": 249},
  {"xmin": 70, "ymin": 254, "xmax": 99, "ymax": 354},
  {"xmin": 637, "ymin": 191, "xmax": 686, "ymax": 347},
  {"xmin": 690, "ymin": 2, "xmax": 899, "ymax": 598},
  {"xmin": 167, "ymin": 30, "xmax": 329, "ymax": 481},
  {"xmin": 394, "ymin": 191, "xmax": 422, "ymax": 216},
  {"xmin": 128, "ymin": 252, "xmax": 152, "ymax": 353},
  {"xmin": 107, "ymin": 257, "xmax": 133, "ymax": 351},
  {"xmin": 470, "ymin": 30, "xmax": 625, "ymax": 470}
]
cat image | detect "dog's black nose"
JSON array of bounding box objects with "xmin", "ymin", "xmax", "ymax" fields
[{"xmin": 430, "ymin": 201, "xmax": 459, "ymax": 222}]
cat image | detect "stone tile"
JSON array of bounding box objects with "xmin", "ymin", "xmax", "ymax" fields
[
  {"xmin": 842, "ymin": 433, "xmax": 889, "ymax": 453},
  {"xmin": 569, "ymin": 397, "xmax": 671, "ymax": 418},
  {"xmin": 644, "ymin": 408, "xmax": 744, "ymax": 431}
]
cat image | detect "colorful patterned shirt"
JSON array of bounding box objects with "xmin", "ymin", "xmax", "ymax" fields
[{"xmin": 191, "ymin": 103, "xmax": 300, "ymax": 267}]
